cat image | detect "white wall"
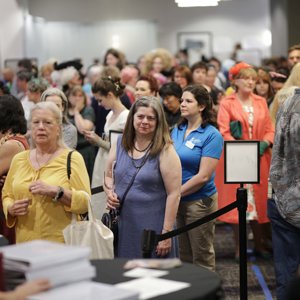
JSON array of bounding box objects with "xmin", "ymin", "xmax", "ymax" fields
[
  {"xmin": 1, "ymin": 0, "xmax": 274, "ymax": 68},
  {"xmin": 270, "ymin": 0, "xmax": 288, "ymax": 56},
  {"xmin": 24, "ymin": 17, "xmax": 157, "ymax": 67},
  {"xmin": 0, "ymin": 0, "xmax": 25, "ymax": 69},
  {"xmin": 156, "ymin": 0, "xmax": 272, "ymax": 62},
  {"xmin": 25, "ymin": 0, "xmax": 272, "ymax": 66}
]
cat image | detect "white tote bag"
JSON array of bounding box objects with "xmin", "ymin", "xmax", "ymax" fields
[{"xmin": 63, "ymin": 195, "xmax": 114, "ymax": 259}]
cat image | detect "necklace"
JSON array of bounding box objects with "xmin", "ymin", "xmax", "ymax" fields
[
  {"xmin": 130, "ymin": 145, "xmax": 152, "ymax": 169},
  {"xmin": 133, "ymin": 141, "xmax": 153, "ymax": 153},
  {"xmin": 35, "ymin": 148, "xmax": 58, "ymax": 168}
]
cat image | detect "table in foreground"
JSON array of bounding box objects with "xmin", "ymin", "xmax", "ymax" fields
[{"xmin": 91, "ymin": 259, "xmax": 222, "ymax": 300}]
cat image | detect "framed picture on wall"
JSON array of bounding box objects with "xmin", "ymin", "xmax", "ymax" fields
[
  {"xmin": 236, "ymin": 49, "xmax": 262, "ymax": 67},
  {"xmin": 177, "ymin": 32, "xmax": 212, "ymax": 65}
]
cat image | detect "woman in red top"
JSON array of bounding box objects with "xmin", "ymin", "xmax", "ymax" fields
[
  {"xmin": 0, "ymin": 95, "xmax": 29, "ymax": 244},
  {"xmin": 215, "ymin": 63, "xmax": 275, "ymax": 259}
]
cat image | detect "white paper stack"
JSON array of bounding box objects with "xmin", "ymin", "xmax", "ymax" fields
[
  {"xmin": 1, "ymin": 240, "xmax": 96, "ymax": 289},
  {"xmin": 27, "ymin": 281, "xmax": 139, "ymax": 300}
]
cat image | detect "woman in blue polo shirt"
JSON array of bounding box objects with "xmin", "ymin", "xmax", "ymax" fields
[{"xmin": 171, "ymin": 85, "xmax": 223, "ymax": 271}]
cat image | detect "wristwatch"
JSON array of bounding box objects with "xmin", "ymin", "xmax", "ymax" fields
[{"xmin": 52, "ymin": 186, "xmax": 64, "ymax": 202}]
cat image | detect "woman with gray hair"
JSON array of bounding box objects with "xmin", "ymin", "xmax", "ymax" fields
[
  {"xmin": 40, "ymin": 88, "xmax": 77, "ymax": 149},
  {"xmin": 2, "ymin": 102, "xmax": 90, "ymax": 243}
]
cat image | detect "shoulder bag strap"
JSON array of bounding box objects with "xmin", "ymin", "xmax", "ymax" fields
[
  {"xmin": 118, "ymin": 150, "xmax": 150, "ymax": 212},
  {"xmin": 67, "ymin": 150, "xmax": 75, "ymax": 180},
  {"xmin": 67, "ymin": 150, "xmax": 87, "ymax": 220}
]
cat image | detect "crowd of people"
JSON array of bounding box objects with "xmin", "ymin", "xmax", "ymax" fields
[{"xmin": 1, "ymin": 43, "xmax": 300, "ymax": 299}]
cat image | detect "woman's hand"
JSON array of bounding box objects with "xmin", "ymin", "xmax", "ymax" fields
[
  {"xmin": 29, "ymin": 180, "xmax": 56, "ymax": 198},
  {"xmin": 106, "ymin": 191, "xmax": 120, "ymax": 210},
  {"xmin": 73, "ymin": 101, "xmax": 83, "ymax": 114},
  {"xmin": 7, "ymin": 199, "xmax": 31, "ymax": 217},
  {"xmin": 156, "ymin": 238, "xmax": 172, "ymax": 257},
  {"xmin": 11, "ymin": 279, "xmax": 51, "ymax": 300},
  {"xmin": 83, "ymin": 130, "xmax": 102, "ymax": 145}
]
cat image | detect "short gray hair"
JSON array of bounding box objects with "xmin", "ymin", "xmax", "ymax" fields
[
  {"xmin": 30, "ymin": 101, "xmax": 65, "ymax": 148},
  {"xmin": 27, "ymin": 78, "xmax": 49, "ymax": 94},
  {"xmin": 40, "ymin": 88, "xmax": 69, "ymax": 124}
]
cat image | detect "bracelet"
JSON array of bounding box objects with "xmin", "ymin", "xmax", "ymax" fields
[{"xmin": 52, "ymin": 186, "xmax": 64, "ymax": 202}]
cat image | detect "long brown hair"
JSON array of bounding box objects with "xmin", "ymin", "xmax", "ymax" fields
[
  {"xmin": 122, "ymin": 96, "xmax": 172, "ymax": 156},
  {"xmin": 254, "ymin": 69, "xmax": 274, "ymax": 100}
]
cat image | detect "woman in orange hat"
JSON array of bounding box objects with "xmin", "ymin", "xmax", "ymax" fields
[{"xmin": 215, "ymin": 62, "xmax": 275, "ymax": 260}]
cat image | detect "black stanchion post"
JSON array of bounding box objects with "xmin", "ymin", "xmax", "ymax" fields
[
  {"xmin": 237, "ymin": 184, "xmax": 248, "ymax": 300},
  {"xmin": 142, "ymin": 229, "xmax": 157, "ymax": 258}
]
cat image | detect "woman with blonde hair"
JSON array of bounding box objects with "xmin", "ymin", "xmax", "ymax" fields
[
  {"xmin": 40, "ymin": 88, "xmax": 77, "ymax": 149},
  {"xmin": 2, "ymin": 102, "xmax": 90, "ymax": 243},
  {"xmin": 215, "ymin": 62, "xmax": 275, "ymax": 259},
  {"xmin": 270, "ymin": 62, "xmax": 300, "ymax": 123},
  {"xmin": 40, "ymin": 62, "xmax": 55, "ymax": 86},
  {"xmin": 144, "ymin": 48, "xmax": 174, "ymax": 86}
]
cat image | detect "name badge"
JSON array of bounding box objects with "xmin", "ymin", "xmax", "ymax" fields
[{"xmin": 185, "ymin": 140, "xmax": 195, "ymax": 149}]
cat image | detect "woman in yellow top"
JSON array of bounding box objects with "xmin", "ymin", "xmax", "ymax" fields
[{"xmin": 2, "ymin": 101, "xmax": 90, "ymax": 243}]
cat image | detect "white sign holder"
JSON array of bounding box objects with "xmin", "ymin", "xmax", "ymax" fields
[
  {"xmin": 224, "ymin": 140, "xmax": 260, "ymax": 300},
  {"xmin": 224, "ymin": 141, "xmax": 260, "ymax": 184}
]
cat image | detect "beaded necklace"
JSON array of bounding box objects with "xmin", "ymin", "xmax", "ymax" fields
[
  {"xmin": 133, "ymin": 141, "xmax": 153, "ymax": 153},
  {"xmin": 130, "ymin": 143, "xmax": 152, "ymax": 169}
]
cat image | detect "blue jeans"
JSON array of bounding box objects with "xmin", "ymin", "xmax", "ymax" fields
[{"xmin": 267, "ymin": 198, "xmax": 300, "ymax": 300}]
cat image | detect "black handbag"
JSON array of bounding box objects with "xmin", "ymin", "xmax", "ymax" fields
[{"xmin": 102, "ymin": 209, "xmax": 118, "ymax": 232}]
